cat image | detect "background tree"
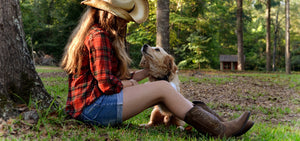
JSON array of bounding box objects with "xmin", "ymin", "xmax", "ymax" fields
[
  {"xmin": 0, "ymin": 0, "xmax": 56, "ymax": 120},
  {"xmin": 21, "ymin": 0, "xmax": 84, "ymax": 62},
  {"xmin": 173, "ymin": 0, "xmax": 214, "ymax": 69},
  {"xmin": 19, "ymin": 0, "xmax": 300, "ymax": 71},
  {"xmin": 237, "ymin": 0, "xmax": 244, "ymax": 71},
  {"xmin": 266, "ymin": 0, "xmax": 271, "ymax": 71},
  {"xmin": 285, "ymin": 0, "xmax": 291, "ymax": 74},
  {"xmin": 126, "ymin": 1, "xmax": 156, "ymax": 67},
  {"xmin": 273, "ymin": 7, "xmax": 280, "ymax": 71},
  {"xmin": 290, "ymin": 0, "xmax": 300, "ymax": 70},
  {"xmin": 156, "ymin": 0, "xmax": 170, "ymax": 53}
]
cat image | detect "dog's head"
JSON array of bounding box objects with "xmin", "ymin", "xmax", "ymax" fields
[{"xmin": 139, "ymin": 44, "xmax": 177, "ymax": 81}]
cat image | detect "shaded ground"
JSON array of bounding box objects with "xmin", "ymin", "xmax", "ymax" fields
[
  {"xmin": 38, "ymin": 70, "xmax": 300, "ymax": 126},
  {"xmin": 1, "ymin": 70, "xmax": 299, "ymax": 139},
  {"xmin": 179, "ymin": 71, "xmax": 300, "ymax": 126}
]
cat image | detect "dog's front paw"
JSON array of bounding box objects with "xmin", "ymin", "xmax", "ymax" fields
[
  {"xmin": 178, "ymin": 126, "xmax": 185, "ymax": 131},
  {"xmin": 139, "ymin": 122, "xmax": 154, "ymax": 128}
]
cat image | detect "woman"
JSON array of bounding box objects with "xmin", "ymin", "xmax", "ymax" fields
[{"xmin": 61, "ymin": 0, "xmax": 253, "ymax": 138}]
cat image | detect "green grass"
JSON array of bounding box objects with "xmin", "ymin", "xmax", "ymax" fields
[
  {"xmin": 180, "ymin": 72, "xmax": 300, "ymax": 90},
  {"xmin": 4, "ymin": 67, "xmax": 298, "ymax": 140},
  {"xmin": 248, "ymin": 122, "xmax": 300, "ymax": 141},
  {"xmin": 229, "ymin": 73, "xmax": 300, "ymax": 90},
  {"xmin": 41, "ymin": 76, "xmax": 68, "ymax": 104},
  {"xmin": 179, "ymin": 75, "xmax": 234, "ymax": 85}
]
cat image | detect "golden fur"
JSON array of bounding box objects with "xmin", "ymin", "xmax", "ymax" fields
[{"xmin": 139, "ymin": 44, "xmax": 185, "ymax": 129}]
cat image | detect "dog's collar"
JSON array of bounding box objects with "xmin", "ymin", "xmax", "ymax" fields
[{"xmin": 170, "ymin": 82, "xmax": 177, "ymax": 91}]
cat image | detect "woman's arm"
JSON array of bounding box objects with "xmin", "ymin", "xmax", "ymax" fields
[
  {"xmin": 122, "ymin": 69, "xmax": 148, "ymax": 88},
  {"xmin": 121, "ymin": 79, "xmax": 138, "ymax": 88},
  {"xmin": 131, "ymin": 69, "xmax": 149, "ymax": 82}
]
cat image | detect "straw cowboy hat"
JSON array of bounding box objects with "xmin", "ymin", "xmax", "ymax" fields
[{"xmin": 81, "ymin": 0, "xmax": 149, "ymax": 23}]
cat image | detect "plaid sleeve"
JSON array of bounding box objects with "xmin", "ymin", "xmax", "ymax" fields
[{"xmin": 88, "ymin": 31, "xmax": 123, "ymax": 94}]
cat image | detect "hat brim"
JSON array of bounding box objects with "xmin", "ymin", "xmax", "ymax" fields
[
  {"xmin": 129, "ymin": 0, "xmax": 149, "ymax": 23},
  {"xmin": 81, "ymin": 0, "xmax": 149, "ymax": 24}
]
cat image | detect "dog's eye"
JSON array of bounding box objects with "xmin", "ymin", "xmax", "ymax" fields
[{"xmin": 155, "ymin": 48, "xmax": 160, "ymax": 52}]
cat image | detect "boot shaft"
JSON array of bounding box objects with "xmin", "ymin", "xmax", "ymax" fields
[{"xmin": 184, "ymin": 106, "xmax": 225, "ymax": 136}]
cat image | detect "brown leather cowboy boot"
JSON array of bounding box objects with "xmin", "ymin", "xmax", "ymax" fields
[
  {"xmin": 192, "ymin": 100, "xmax": 254, "ymax": 137},
  {"xmin": 192, "ymin": 101, "xmax": 225, "ymax": 121},
  {"xmin": 184, "ymin": 106, "xmax": 250, "ymax": 138}
]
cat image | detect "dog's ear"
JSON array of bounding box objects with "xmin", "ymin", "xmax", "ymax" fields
[
  {"xmin": 164, "ymin": 55, "xmax": 177, "ymax": 73},
  {"xmin": 139, "ymin": 56, "xmax": 149, "ymax": 68}
]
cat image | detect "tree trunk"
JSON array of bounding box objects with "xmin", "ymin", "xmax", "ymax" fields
[
  {"xmin": 273, "ymin": 8, "xmax": 280, "ymax": 72},
  {"xmin": 236, "ymin": 0, "xmax": 244, "ymax": 71},
  {"xmin": 266, "ymin": 0, "xmax": 271, "ymax": 72},
  {"xmin": 285, "ymin": 0, "xmax": 291, "ymax": 74},
  {"xmin": 156, "ymin": 0, "xmax": 170, "ymax": 53},
  {"xmin": 0, "ymin": 0, "xmax": 56, "ymax": 120}
]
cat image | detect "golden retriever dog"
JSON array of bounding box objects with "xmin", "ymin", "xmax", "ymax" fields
[{"xmin": 139, "ymin": 44, "xmax": 185, "ymax": 130}]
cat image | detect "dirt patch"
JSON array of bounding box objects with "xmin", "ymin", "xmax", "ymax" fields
[
  {"xmin": 180, "ymin": 72, "xmax": 300, "ymax": 125},
  {"xmin": 38, "ymin": 72, "xmax": 67, "ymax": 78}
]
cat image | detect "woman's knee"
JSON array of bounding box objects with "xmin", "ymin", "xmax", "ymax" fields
[
  {"xmin": 148, "ymin": 81, "xmax": 177, "ymax": 97},
  {"xmin": 151, "ymin": 80, "xmax": 172, "ymax": 90}
]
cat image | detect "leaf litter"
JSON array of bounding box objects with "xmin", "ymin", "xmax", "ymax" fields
[{"xmin": 180, "ymin": 71, "xmax": 300, "ymax": 125}]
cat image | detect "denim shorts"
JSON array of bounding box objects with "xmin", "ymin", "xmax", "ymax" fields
[{"xmin": 77, "ymin": 90, "xmax": 123, "ymax": 127}]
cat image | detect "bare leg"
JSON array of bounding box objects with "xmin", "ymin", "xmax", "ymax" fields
[{"xmin": 122, "ymin": 81, "xmax": 193, "ymax": 121}]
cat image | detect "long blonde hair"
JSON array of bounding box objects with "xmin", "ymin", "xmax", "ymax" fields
[{"xmin": 61, "ymin": 7, "xmax": 131, "ymax": 79}]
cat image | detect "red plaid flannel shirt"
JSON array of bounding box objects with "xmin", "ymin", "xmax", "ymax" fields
[{"xmin": 66, "ymin": 24, "xmax": 123, "ymax": 118}]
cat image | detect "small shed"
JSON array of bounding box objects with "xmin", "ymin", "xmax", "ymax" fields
[{"xmin": 219, "ymin": 55, "xmax": 238, "ymax": 71}]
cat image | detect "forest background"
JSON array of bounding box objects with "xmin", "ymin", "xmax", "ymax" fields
[{"xmin": 20, "ymin": 0, "xmax": 300, "ymax": 71}]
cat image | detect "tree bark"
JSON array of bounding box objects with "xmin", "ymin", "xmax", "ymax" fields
[
  {"xmin": 273, "ymin": 8, "xmax": 280, "ymax": 72},
  {"xmin": 285, "ymin": 0, "xmax": 291, "ymax": 74},
  {"xmin": 0, "ymin": 0, "xmax": 56, "ymax": 120},
  {"xmin": 156, "ymin": 0, "xmax": 170, "ymax": 53},
  {"xmin": 236, "ymin": 0, "xmax": 244, "ymax": 71},
  {"xmin": 266, "ymin": 0, "xmax": 271, "ymax": 72}
]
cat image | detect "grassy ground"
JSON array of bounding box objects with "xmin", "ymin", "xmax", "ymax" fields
[{"xmin": 1, "ymin": 66, "xmax": 299, "ymax": 140}]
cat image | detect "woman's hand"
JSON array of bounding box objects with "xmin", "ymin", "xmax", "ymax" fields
[
  {"xmin": 122, "ymin": 79, "xmax": 138, "ymax": 88},
  {"xmin": 131, "ymin": 69, "xmax": 149, "ymax": 82}
]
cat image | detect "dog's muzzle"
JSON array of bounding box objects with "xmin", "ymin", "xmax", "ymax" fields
[
  {"xmin": 142, "ymin": 44, "xmax": 149, "ymax": 52},
  {"xmin": 141, "ymin": 44, "xmax": 152, "ymax": 57}
]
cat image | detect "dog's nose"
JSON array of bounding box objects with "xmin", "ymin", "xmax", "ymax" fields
[
  {"xmin": 143, "ymin": 44, "xmax": 149, "ymax": 49},
  {"xmin": 142, "ymin": 44, "xmax": 149, "ymax": 52}
]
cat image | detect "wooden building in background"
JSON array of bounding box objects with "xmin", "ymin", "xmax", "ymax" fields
[{"xmin": 220, "ymin": 55, "xmax": 239, "ymax": 71}]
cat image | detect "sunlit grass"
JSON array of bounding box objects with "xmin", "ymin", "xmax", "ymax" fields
[
  {"xmin": 229, "ymin": 72, "xmax": 300, "ymax": 90},
  {"xmin": 41, "ymin": 76, "xmax": 68, "ymax": 104}
]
